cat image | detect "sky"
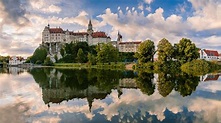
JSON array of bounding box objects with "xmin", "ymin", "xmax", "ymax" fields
[{"xmin": 0, "ymin": 0, "xmax": 221, "ymax": 57}]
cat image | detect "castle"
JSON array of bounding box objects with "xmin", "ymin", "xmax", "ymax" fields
[
  {"xmin": 41, "ymin": 20, "xmax": 111, "ymax": 59},
  {"xmin": 41, "ymin": 20, "xmax": 142, "ymax": 61}
]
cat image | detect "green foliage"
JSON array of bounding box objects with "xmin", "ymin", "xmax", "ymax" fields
[
  {"xmin": 0, "ymin": 56, "xmax": 10, "ymax": 63},
  {"xmin": 181, "ymin": 59, "xmax": 221, "ymax": 76},
  {"xmin": 44, "ymin": 57, "xmax": 54, "ymax": 66},
  {"xmin": 59, "ymin": 42, "xmax": 90, "ymax": 63},
  {"xmin": 135, "ymin": 40, "xmax": 155, "ymax": 64},
  {"xmin": 87, "ymin": 53, "xmax": 96, "ymax": 65},
  {"xmin": 157, "ymin": 72, "xmax": 175, "ymax": 97},
  {"xmin": 60, "ymin": 48, "xmax": 65, "ymax": 57},
  {"xmin": 76, "ymin": 48, "xmax": 87, "ymax": 63},
  {"xmin": 154, "ymin": 61, "xmax": 181, "ymax": 74},
  {"xmin": 174, "ymin": 38, "xmax": 199, "ymax": 64},
  {"xmin": 135, "ymin": 71, "xmax": 155, "ymax": 95},
  {"xmin": 31, "ymin": 47, "xmax": 47, "ymax": 64},
  {"xmin": 157, "ymin": 38, "xmax": 173, "ymax": 62},
  {"xmin": 174, "ymin": 72, "xmax": 200, "ymax": 97},
  {"xmin": 119, "ymin": 52, "xmax": 136, "ymax": 62},
  {"xmin": 96, "ymin": 43, "xmax": 119, "ymax": 63},
  {"xmin": 135, "ymin": 62, "xmax": 154, "ymax": 71},
  {"xmin": 54, "ymin": 55, "xmax": 58, "ymax": 63}
]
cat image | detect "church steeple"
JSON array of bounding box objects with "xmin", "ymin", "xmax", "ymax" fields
[
  {"xmin": 87, "ymin": 19, "xmax": 93, "ymax": 35},
  {"xmin": 117, "ymin": 31, "xmax": 122, "ymax": 42}
]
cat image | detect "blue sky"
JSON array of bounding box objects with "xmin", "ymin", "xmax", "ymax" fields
[{"xmin": 0, "ymin": 0, "xmax": 221, "ymax": 57}]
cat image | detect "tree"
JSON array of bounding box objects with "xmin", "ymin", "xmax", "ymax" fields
[
  {"xmin": 174, "ymin": 72, "xmax": 200, "ymax": 97},
  {"xmin": 96, "ymin": 43, "xmax": 119, "ymax": 63},
  {"xmin": 88, "ymin": 53, "xmax": 96, "ymax": 65},
  {"xmin": 76, "ymin": 48, "xmax": 86, "ymax": 63},
  {"xmin": 157, "ymin": 38, "xmax": 173, "ymax": 62},
  {"xmin": 174, "ymin": 38, "xmax": 199, "ymax": 64},
  {"xmin": 135, "ymin": 71, "xmax": 155, "ymax": 96},
  {"xmin": 157, "ymin": 72, "xmax": 175, "ymax": 97},
  {"xmin": 31, "ymin": 47, "xmax": 47, "ymax": 64},
  {"xmin": 135, "ymin": 40, "xmax": 155, "ymax": 64},
  {"xmin": 59, "ymin": 42, "xmax": 90, "ymax": 63},
  {"xmin": 44, "ymin": 57, "xmax": 54, "ymax": 66}
]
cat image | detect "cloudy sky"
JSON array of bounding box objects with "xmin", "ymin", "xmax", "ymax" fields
[{"xmin": 0, "ymin": 0, "xmax": 221, "ymax": 57}]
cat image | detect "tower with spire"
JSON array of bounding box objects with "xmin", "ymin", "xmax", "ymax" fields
[
  {"xmin": 87, "ymin": 19, "xmax": 93, "ymax": 35},
  {"xmin": 117, "ymin": 31, "xmax": 122, "ymax": 42}
]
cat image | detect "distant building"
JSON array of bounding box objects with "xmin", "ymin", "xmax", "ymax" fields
[
  {"xmin": 116, "ymin": 32, "xmax": 141, "ymax": 52},
  {"xmin": 8, "ymin": 56, "xmax": 26, "ymax": 66},
  {"xmin": 201, "ymin": 74, "xmax": 220, "ymax": 82},
  {"xmin": 41, "ymin": 20, "xmax": 111, "ymax": 58},
  {"xmin": 199, "ymin": 49, "xmax": 219, "ymax": 61}
]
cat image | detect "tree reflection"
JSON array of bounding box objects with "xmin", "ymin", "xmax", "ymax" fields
[
  {"xmin": 28, "ymin": 68, "xmax": 136, "ymax": 107},
  {"xmin": 174, "ymin": 72, "xmax": 200, "ymax": 97},
  {"xmin": 135, "ymin": 71, "xmax": 155, "ymax": 96},
  {"xmin": 134, "ymin": 67, "xmax": 201, "ymax": 97},
  {"xmin": 157, "ymin": 72, "xmax": 175, "ymax": 97},
  {"xmin": 29, "ymin": 67, "xmax": 202, "ymax": 105}
]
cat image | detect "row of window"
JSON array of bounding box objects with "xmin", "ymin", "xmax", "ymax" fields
[{"xmin": 204, "ymin": 56, "xmax": 219, "ymax": 59}]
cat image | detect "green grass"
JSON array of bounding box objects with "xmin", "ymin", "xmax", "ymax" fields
[{"xmin": 54, "ymin": 62, "xmax": 126, "ymax": 70}]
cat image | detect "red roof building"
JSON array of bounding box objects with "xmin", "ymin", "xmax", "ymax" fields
[
  {"xmin": 202, "ymin": 74, "xmax": 219, "ymax": 82},
  {"xmin": 49, "ymin": 28, "xmax": 64, "ymax": 33},
  {"xmin": 91, "ymin": 32, "xmax": 108, "ymax": 38},
  {"xmin": 204, "ymin": 50, "xmax": 219, "ymax": 56},
  {"xmin": 199, "ymin": 49, "xmax": 220, "ymax": 61}
]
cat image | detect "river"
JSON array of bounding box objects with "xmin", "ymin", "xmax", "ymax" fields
[{"xmin": 0, "ymin": 67, "xmax": 221, "ymax": 123}]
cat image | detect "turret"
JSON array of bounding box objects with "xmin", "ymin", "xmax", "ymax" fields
[
  {"xmin": 117, "ymin": 31, "xmax": 122, "ymax": 42},
  {"xmin": 87, "ymin": 19, "xmax": 93, "ymax": 35}
]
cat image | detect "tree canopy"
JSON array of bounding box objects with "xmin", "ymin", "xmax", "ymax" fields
[
  {"xmin": 76, "ymin": 48, "xmax": 87, "ymax": 63},
  {"xmin": 135, "ymin": 40, "xmax": 155, "ymax": 63},
  {"xmin": 174, "ymin": 38, "xmax": 199, "ymax": 64},
  {"xmin": 30, "ymin": 47, "xmax": 47, "ymax": 64},
  {"xmin": 157, "ymin": 38, "xmax": 173, "ymax": 62},
  {"xmin": 59, "ymin": 42, "xmax": 90, "ymax": 63},
  {"xmin": 96, "ymin": 43, "xmax": 119, "ymax": 63}
]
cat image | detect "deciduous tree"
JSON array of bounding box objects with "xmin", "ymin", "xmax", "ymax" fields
[
  {"xmin": 76, "ymin": 48, "xmax": 86, "ymax": 63},
  {"xmin": 174, "ymin": 38, "xmax": 199, "ymax": 64},
  {"xmin": 96, "ymin": 43, "xmax": 119, "ymax": 63},
  {"xmin": 135, "ymin": 40, "xmax": 155, "ymax": 63},
  {"xmin": 157, "ymin": 38, "xmax": 173, "ymax": 62}
]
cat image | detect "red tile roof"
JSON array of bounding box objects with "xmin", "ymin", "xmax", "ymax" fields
[
  {"xmin": 204, "ymin": 75, "xmax": 219, "ymax": 81},
  {"xmin": 204, "ymin": 49, "xmax": 219, "ymax": 56},
  {"xmin": 119, "ymin": 41, "xmax": 142, "ymax": 45},
  {"xmin": 49, "ymin": 28, "xmax": 64, "ymax": 33},
  {"xmin": 91, "ymin": 32, "xmax": 107, "ymax": 38}
]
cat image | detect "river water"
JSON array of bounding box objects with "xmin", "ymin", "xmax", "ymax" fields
[{"xmin": 0, "ymin": 67, "xmax": 221, "ymax": 123}]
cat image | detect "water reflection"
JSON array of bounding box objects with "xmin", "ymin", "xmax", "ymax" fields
[
  {"xmin": 0, "ymin": 67, "xmax": 26, "ymax": 75},
  {"xmin": 1, "ymin": 68, "xmax": 221, "ymax": 122},
  {"xmin": 28, "ymin": 68, "xmax": 137, "ymax": 111}
]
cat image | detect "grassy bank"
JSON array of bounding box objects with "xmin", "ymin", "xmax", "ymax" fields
[{"xmin": 54, "ymin": 62, "xmax": 126, "ymax": 70}]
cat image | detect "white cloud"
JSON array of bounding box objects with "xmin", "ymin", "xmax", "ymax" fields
[
  {"xmin": 138, "ymin": 3, "xmax": 144, "ymax": 10},
  {"xmin": 97, "ymin": 7, "xmax": 186, "ymax": 44},
  {"xmin": 144, "ymin": 0, "xmax": 154, "ymax": 4},
  {"xmin": 29, "ymin": 0, "xmax": 62, "ymax": 13},
  {"xmin": 146, "ymin": 5, "xmax": 151, "ymax": 12},
  {"xmin": 187, "ymin": 0, "xmax": 221, "ymax": 31}
]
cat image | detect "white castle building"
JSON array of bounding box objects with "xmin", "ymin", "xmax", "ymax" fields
[
  {"xmin": 41, "ymin": 20, "xmax": 111, "ymax": 58},
  {"xmin": 116, "ymin": 32, "xmax": 141, "ymax": 53}
]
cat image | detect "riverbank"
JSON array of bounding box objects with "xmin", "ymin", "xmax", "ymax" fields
[{"xmin": 53, "ymin": 62, "xmax": 127, "ymax": 70}]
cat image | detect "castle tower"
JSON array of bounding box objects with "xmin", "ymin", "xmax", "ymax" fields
[
  {"xmin": 116, "ymin": 31, "xmax": 122, "ymax": 49},
  {"xmin": 87, "ymin": 19, "xmax": 93, "ymax": 35},
  {"xmin": 117, "ymin": 31, "xmax": 122, "ymax": 42}
]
